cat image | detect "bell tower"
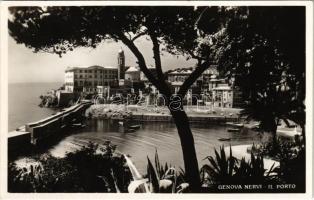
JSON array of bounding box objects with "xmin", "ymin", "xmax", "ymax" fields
[{"xmin": 117, "ymin": 48, "xmax": 125, "ymax": 80}]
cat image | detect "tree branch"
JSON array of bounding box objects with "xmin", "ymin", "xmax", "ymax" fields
[
  {"xmin": 116, "ymin": 32, "xmax": 170, "ymax": 96},
  {"xmin": 177, "ymin": 60, "xmax": 211, "ymax": 97},
  {"xmin": 149, "ymin": 32, "xmax": 169, "ymax": 88},
  {"xmin": 131, "ymin": 30, "xmax": 148, "ymax": 42},
  {"xmin": 125, "ymin": 32, "xmax": 132, "ymax": 40},
  {"xmin": 187, "ymin": 49, "xmax": 207, "ymax": 61}
]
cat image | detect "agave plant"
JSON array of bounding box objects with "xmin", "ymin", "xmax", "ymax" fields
[
  {"xmin": 126, "ymin": 150, "xmax": 189, "ymax": 193},
  {"xmin": 201, "ymin": 145, "xmax": 278, "ymax": 186},
  {"xmin": 201, "ymin": 146, "xmax": 237, "ymax": 185}
]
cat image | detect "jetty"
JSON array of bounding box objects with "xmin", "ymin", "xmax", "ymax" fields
[{"xmin": 8, "ymin": 101, "xmax": 93, "ymax": 153}]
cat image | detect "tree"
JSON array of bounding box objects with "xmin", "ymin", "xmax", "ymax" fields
[
  {"xmin": 9, "ymin": 6, "xmax": 227, "ymax": 191},
  {"xmin": 210, "ymin": 7, "xmax": 305, "ymax": 146}
]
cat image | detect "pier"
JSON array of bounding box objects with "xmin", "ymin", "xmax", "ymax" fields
[{"xmin": 8, "ymin": 101, "xmax": 92, "ymax": 153}]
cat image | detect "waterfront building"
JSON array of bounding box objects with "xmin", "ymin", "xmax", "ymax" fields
[
  {"xmin": 165, "ymin": 65, "xmax": 244, "ymax": 108},
  {"xmin": 64, "ymin": 65, "xmax": 118, "ymax": 93},
  {"xmin": 167, "ymin": 68, "xmax": 200, "ymax": 87},
  {"xmin": 125, "ymin": 66, "xmax": 141, "ymax": 82},
  {"xmin": 64, "ymin": 49, "xmax": 127, "ymax": 93},
  {"xmin": 207, "ymin": 75, "xmax": 225, "ymax": 91},
  {"xmin": 212, "ymin": 83, "xmax": 233, "ymax": 108},
  {"xmin": 62, "ymin": 49, "xmax": 243, "ymax": 108}
]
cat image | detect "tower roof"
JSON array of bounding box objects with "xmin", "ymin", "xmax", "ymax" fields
[
  {"xmin": 118, "ymin": 48, "xmax": 124, "ymax": 55},
  {"xmin": 125, "ymin": 66, "xmax": 140, "ymax": 73}
]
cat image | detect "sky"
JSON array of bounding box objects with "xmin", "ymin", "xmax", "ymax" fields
[{"xmin": 8, "ymin": 35, "xmax": 197, "ymax": 83}]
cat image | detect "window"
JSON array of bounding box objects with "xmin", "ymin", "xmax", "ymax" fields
[
  {"xmin": 95, "ymin": 75, "xmax": 97, "ymax": 78},
  {"xmin": 80, "ymin": 75, "xmax": 83, "ymax": 78}
]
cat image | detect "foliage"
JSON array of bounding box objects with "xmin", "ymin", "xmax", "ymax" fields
[
  {"xmin": 145, "ymin": 150, "xmax": 190, "ymax": 193},
  {"xmin": 8, "ymin": 142, "xmax": 132, "ymax": 192},
  {"xmin": 201, "ymin": 146, "xmax": 236, "ymax": 184},
  {"xmin": 251, "ymin": 139, "xmax": 305, "ymax": 192},
  {"xmin": 211, "ymin": 7, "xmax": 306, "ymax": 140},
  {"xmin": 200, "ymin": 146, "xmax": 278, "ymax": 187},
  {"xmin": 277, "ymin": 147, "xmax": 305, "ymax": 191},
  {"xmin": 127, "ymin": 150, "xmax": 190, "ymax": 193},
  {"xmin": 251, "ymin": 137, "xmax": 304, "ymax": 160}
]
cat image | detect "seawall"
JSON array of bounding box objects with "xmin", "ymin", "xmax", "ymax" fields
[
  {"xmin": 86, "ymin": 104, "xmax": 241, "ymax": 124},
  {"xmin": 8, "ymin": 101, "xmax": 92, "ymax": 158}
]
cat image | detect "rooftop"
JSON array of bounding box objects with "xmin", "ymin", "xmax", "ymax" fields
[
  {"xmin": 171, "ymin": 81, "xmax": 184, "ymax": 86},
  {"xmin": 125, "ymin": 66, "xmax": 140, "ymax": 73},
  {"xmin": 65, "ymin": 65, "xmax": 117, "ymax": 72},
  {"xmin": 213, "ymin": 86, "xmax": 232, "ymax": 91},
  {"xmin": 169, "ymin": 68, "xmax": 194, "ymax": 75}
]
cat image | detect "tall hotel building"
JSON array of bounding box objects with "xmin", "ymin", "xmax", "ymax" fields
[{"xmin": 64, "ymin": 49, "xmax": 125, "ymax": 93}]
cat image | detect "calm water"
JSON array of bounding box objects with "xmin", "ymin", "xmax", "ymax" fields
[
  {"xmin": 9, "ymin": 82, "xmax": 62, "ymax": 131},
  {"xmin": 48, "ymin": 119, "xmax": 268, "ymax": 173}
]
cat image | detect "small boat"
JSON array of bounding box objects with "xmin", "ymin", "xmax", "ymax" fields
[
  {"xmin": 129, "ymin": 124, "xmax": 141, "ymax": 129},
  {"xmin": 227, "ymin": 128, "xmax": 240, "ymax": 132},
  {"xmin": 233, "ymin": 123, "xmax": 244, "ymax": 127},
  {"xmin": 125, "ymin": 128, "xmax": 136, "ymax": 133},
  {"xmin": 218, "ymin": 138, "xmax": 231, "ymax": 141},
  {"xmin": 71, "ymin": 123, "xmax": 86, "ymax": 128},
  {"xmin": 226, "ymin": 122, "xmax": 244, "ymax": 127}
]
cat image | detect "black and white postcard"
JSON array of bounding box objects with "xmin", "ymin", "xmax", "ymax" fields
[{"xmin": 0, "ymin": 1, "xmax": 313, "ymax": 199}]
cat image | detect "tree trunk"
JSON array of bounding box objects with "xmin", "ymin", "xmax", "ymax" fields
[
  {"xmin": 170, "ymin": 108, "xmax": 201, "ymax": 192},
  {"xmin": 270, "ymin": 119, "xmax": 278, "ymax": 154},
  {"xmin": 300, "ymin": 123, "xmax": 305, "ymax": 145}
]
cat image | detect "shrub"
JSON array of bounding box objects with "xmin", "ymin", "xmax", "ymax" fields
[
  {"xmin": 250, "ymin": 138, "xmax": 305, "ymax": 192},
  {"xmin": 200, "ymin": 146, "xmax": 278, "ymax": 188},
  {"xmin": 8, "ymin": 142, "xmax": 132, "ymax": 193}
]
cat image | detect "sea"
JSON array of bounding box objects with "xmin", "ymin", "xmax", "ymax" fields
[{"xmin": 8, "ymin": 82, "xmax": 62, "ymax": 131}]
